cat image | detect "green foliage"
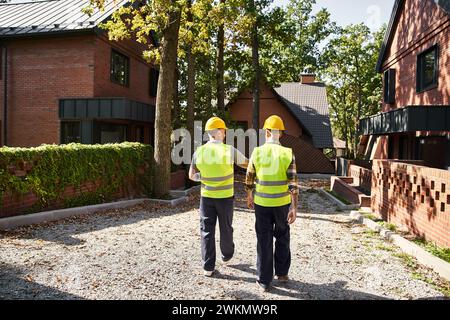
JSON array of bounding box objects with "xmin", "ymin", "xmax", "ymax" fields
[
  {"xmin": 0, "ymin": 143, "xmax": 153, "ymax": 212},
  {"xmin": 321, "ymin": 24, "xmax": 386, "ymax": 158},
  {"xmin": 413, "ymin": 238, "xmax": 450, "ymax": 263},
  {"xmin": 362, "ymin": 213, "xmax": 379, "ymax": 221}
]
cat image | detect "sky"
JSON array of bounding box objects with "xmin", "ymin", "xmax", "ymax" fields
[
  {"xmin": 274, "ymin": 0, "xmax": 395, "ymax": 30},
  {"xmin": 8, "ymin": 0, "xmax": 396, "ymax": 31}
]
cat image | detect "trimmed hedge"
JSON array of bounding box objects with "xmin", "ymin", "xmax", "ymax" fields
[{"xmin": 0, "ymin": 142, "xmax": 153, "ymax": 213}]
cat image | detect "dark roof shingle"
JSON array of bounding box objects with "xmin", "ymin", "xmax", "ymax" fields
[
  {"xmin": 0, "ymin": 0, "xmax": 127, "ymax": 37},
  {"xmin": 273, "ymin": 82, "xmax": 333, "ymax": 149}
]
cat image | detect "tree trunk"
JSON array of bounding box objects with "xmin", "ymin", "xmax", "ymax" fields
[
  {"xmin": 186, "ymin": 0, "xmax": 195, "ymax": 154},
  {"xmin": 186, "ymin": 49, "xmax": 195, "ymax": 153},
  {"xmin": 216, "ymin": 0, "xmax": 225, "ymax": 111},
  {"xmin": 172, "ymin": 67, "xmax": 180, "ymax": 128},
  {"xmin": 153, "ymin": 7, "xmax": 181, "ymax": 198},
  {"xmin": 250, "ymin": 0, "xmax": 260, "ymax": 139}
]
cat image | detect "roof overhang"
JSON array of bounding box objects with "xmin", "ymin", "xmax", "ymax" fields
[
  {"xmin": 358, "ymin": 105, "xmax": 450, "ymax": 136},
  {"xmin": 376, "ymin": 0, "xmax": 450, "ymax": 73},
  {"xmin": 376, "ymin": 0, "xmax": 404, "ymax": 73},
  {"xmin": 59, "ymin": 98, "xmax": 155, "ymax": 122}
]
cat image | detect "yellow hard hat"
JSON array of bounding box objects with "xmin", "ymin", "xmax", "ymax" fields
[
  {"xmin": 205, "ymin": 117, "xmax": 227, "ymax": 131},
  {"xmin": 263, "ymin": 115, "xmax": 285, "ymax": 131}
]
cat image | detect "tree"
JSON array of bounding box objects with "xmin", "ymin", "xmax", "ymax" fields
[
  {"xmin": 216, "ymin": 0, "xmax": 225, "ymax": 111},
  {"xmin": 249, "ymin": 0, "xmax": 261, "ymax": 133},
  {"xmin": 321, "ymin": 24, "xmax": 385, "ymax": 158},
  {"xmin": 86, "ymin": 0, "xmax": 184, "ymax": 198}
]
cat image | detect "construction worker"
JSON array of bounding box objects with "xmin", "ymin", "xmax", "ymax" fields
[
  {"xmin": 189, "ymin": 117, "xmax": 248, "ymax": 277},
  {"xmin": 245, "ymin": 115, "xmax": 298, "ymax": 291}
]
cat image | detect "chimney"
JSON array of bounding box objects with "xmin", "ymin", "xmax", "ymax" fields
[{"xmin": 300, "ymin": 73, "xmax": 316, "ymax": 84}]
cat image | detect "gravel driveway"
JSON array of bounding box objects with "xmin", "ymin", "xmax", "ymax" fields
[{"xmin": 0, "ymin": 177, "xmax": 448, "ymax": 300}]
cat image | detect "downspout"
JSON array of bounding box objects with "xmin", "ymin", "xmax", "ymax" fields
[{"xmin": 1, "ymin": 44, "xmax": 7, "ymax": 147}]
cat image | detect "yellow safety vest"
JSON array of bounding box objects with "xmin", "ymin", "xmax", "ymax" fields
[
  {"xmin": 195, "ymin": 142, "xmax": 234, "ymax": 199},
  {"xmin": 252, "ymin": 143, "xmax": 293, "ymax": 207}
]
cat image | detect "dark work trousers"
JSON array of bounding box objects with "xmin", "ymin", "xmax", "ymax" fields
[
  {"xmin": 254, "ymin": 204, "xmax": 291, "ymax": 285},
  {"xmin": 200, "ymin": 196, "xmax": 235, "ymax": 272}
]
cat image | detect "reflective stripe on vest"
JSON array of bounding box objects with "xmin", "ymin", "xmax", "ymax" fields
[
  {"xmin": 255, "ymin": 179, "xmax": 288, "ymax": 186},
  {"xmin": 201, "ymin": 184, "xmax": 234, "ymax": 191},
  {"xmin": 195, "ymin": 143, "xmax": 234, "ymax": 199},
  {"xmin": 254, "ymin": 191, "xmax": 290, "ymax": 198},
  {"xmin": 253, "ymin": 143, "xmax": 292, "ymax": 207}
]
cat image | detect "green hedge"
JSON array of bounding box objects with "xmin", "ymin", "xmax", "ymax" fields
[{"xmin": 0, "ymin": 142, "xmax": 154, "ymax": 212}]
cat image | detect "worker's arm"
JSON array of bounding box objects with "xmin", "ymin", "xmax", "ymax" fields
[
  {"xmin": 287, "ymin": 155, "xmax": 299, "ymax": 224},
  {"xmin": 233, "ymin": 147, "xmax": 249, "ymax": 169},
  {"xmin": 245, "ymin": 154, "xmax": 256, "ymax": 209},
  {"xmin": 188, "ymin": 152, "xmax": 201, "ymax": 182}
]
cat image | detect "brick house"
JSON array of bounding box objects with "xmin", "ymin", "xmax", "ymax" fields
[
  {"xmin": 0, "ymin": 0, "xmax": 158, "ymax": 147},
  {"xmin": 228, "ymin": 74, "xmax": 335, "ymax": 174},
  {"xmin": 354, "ymin": 0, "xmax": 450, "ymax": 247},
  {"xmin": 359, "ymin": 0, "xmax": 450, "ymax": 169}
]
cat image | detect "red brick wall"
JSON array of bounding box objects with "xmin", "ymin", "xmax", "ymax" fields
[
  {"xmin": 349, "ymin": 164, "xmax": 372, "ymax": 194},
  {"xmin": 1, "ymin": 160, "xmax": 149, "ymax": 218},
  {"xmin": 381, "ymin": 0, "xmax": 450, "ymax": 111},
  {"xmin": 371, "ymin": 160, "xmax": 450, "ymax": 248},
  {"xmin": 170, "ymin": 170, "xmax": 186, "ymax": 190},
  {"xmin": 93, "ymin": 35, "xmax": 157, "ymax": 105},
  {"xmin": 0, "ymin": 33, "xmax": 156, "ymax": 147},
  {"xmin": 1, "ymin": 180, "xmax": 133, "ymax": 218},
  {"xmin": 0, "ymin": 35, "xmax": 96, "ymax": 147}
]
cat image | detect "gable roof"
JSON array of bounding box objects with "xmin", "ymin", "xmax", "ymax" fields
[
  {"xmin": 376, "ymin": 0, "xmax": 450, "ymax": 73},
  {"xmin": 273, "ymin": 82, "xmax": 333, "ymax": 149},
  {"xmin": 0, "ymin": 0, "xmax": 128, "ymax": 38}
]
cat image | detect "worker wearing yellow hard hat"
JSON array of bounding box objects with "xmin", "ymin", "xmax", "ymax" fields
[
  {"xmin": 189, "ymin": 116, "xmax": 248, "ymax": 277},
  {"xmin": 245, "ymin": 115, "xmax": 298, "ymax": 291}
]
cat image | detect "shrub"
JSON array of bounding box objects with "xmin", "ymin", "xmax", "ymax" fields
[{"xmin": 0, "ymin": 142, "xmax": 153, "ymax": 212}]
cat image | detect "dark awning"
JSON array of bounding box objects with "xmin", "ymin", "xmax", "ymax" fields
[
  {"xmin": 358, "ymin": 105, "xmax": 450, "ymax": 136},
  {"xmin": 59, "ymin": 98, "xmax": 155, "ymax": 122}
]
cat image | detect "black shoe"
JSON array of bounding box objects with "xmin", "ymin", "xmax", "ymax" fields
[
  {"xmin": 203, "ymin": 269, "xmax": 215, "ymax": 277},
  {"xmin": 222, "ymin": 256, "xmax": 233, "ymax": 263},
  {"xmin": 256, "ymin": 280, "xmax": 270, "ymax": 292},
  {"xmin": 276, "ymin": 275, "xmax": 289, "ymax": 282}
]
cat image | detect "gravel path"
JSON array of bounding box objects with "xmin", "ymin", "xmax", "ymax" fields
[{"xmin": 0, "ymin": 177, "xmax": 448, "ymax": 300}]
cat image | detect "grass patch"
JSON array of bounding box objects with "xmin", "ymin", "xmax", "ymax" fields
[
  {"xmin": 364, "ymin": 229, "xmax": 379, "ymax": 238},
  {"xmin": 412, "ymin": 238, "xmax": 450, "ymax": 263},
  {"xmin": 375, "ymin": 244, "xmax": 395, "ymax": 252},
  {"xmin": 325, "ymin": 189, "xmax": 352, "ymax": 205},
  {"xmin": 393, "ymin": 252, "xmax": 417, "ymax": 268},
  {"xmin": 395, "ymin": 253, "xmax": 450, "ymax": 298},
  {"xmin": 377, "ymin": 221, "xmax": 397, "ymax": 232},
  {"xmin": 362, "ymin": 213, "xmax": 379, "ymax": 221}
]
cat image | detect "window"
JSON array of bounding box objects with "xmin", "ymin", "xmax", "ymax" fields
[
  {"xmin": 149, "ymin": 68, "xmax": 159, "ymax": 97},
  {"xmin": 417, "ymin": 45, "xmax": 439, "ymax": 92},
  {"xmin": 61, "ymin": 122, "xmax": 81, "ymax": 144},
  {"xmin": 96, "ymin": 123, "xmax": 127, "ymax": 144},
  {"xmin": 136, "ymin": 127, "xmax": 145, "ymax": 143},
  {"xmin": 110, "ymin": 50, "xmax": 130, "ymax": 86},
  {"xmin": 383, "ymin": 69, "xmax": 396, "ymax": 104}
]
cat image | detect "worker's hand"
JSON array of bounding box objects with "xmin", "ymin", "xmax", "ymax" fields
[
  {"xmin": 287, "ymin": 207, "xmax": 297, "ymax": 224},
  {"xmin": 247, "ymin": 193, "xmax": 254, "ymax": 210},
  {"xmin": 190, "ymin": 172, "xmax": 201, "ymax": 182}
]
